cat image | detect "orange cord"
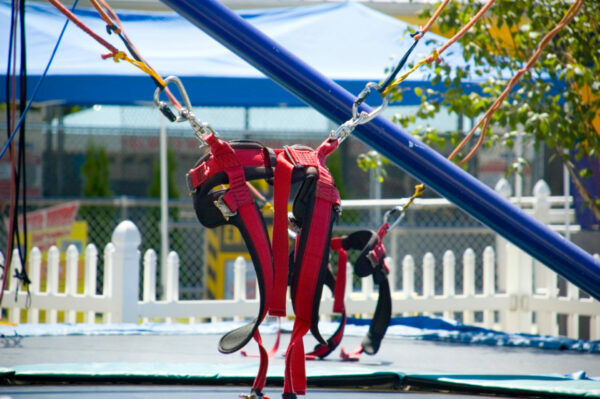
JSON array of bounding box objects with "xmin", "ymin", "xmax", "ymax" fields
[
  {"xmin": 48, "ymin": 0, "xmax": 183, "ymax": 112},
  {"xmin": 426, "ymin": 0, "xmax": 496, "ymax": 64},
  {"xmin": 413, "ymin": 0, "xmax": 450, "ymax": 41},
  {"xmin": 448, "ymin": 0, "xmax": 584, "ymax": 166}
]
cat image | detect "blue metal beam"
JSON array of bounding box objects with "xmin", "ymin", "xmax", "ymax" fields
[{"xmin": 161, "ymin": 0, "xmax": 600, "ymax": 300}]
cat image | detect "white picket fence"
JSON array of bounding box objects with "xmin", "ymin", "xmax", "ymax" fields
[
  {"xmin": 1, "ymin": 179, "xmax": 599, "ymax": 340},
  {"xmin": 1, "ymin": 226, "xmax": 599, "ymax": 340}
]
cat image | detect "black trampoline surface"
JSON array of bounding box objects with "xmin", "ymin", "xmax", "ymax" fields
[
  {"xmin": 2, "ymin": 334, "xmax": 599, "ymax": 375},
  {"xmin": 2, "ymin": 332, "xmax": 600, "ymax": 398}
]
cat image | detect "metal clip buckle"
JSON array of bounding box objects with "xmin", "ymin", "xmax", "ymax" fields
[{"xmin": 214, "ymin": 197, "xmax": 237, "ymax": 220}]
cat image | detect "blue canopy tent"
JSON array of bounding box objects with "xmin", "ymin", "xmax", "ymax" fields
[{"xmin": 0, "ymin": 0, "xmax": 477, "ymax": 106}]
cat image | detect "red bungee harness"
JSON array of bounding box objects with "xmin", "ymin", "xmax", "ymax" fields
[{"xmin": 187, "ymin": 134, "xmax": 340, "ymax": 399}]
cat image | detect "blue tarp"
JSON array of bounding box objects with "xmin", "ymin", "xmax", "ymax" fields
[{"xmin": 0, "ymin": 1, "xmax": 478, "ymax": 106}]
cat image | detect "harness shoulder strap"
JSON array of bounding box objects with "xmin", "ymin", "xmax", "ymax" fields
[
  {"xmin": 284, "ymin": 139, "xmax": 341, "ymax": 397},
  {"xmin": 270, "ymin": 150, "xmax": 295, "ymax": 317},
  {"xmin": 188, "ymin": 136, "xmax": 275, "ymax": 397}
]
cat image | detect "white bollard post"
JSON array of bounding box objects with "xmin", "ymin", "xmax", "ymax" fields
[{"xmin": 109, "ymin": 220, "xmax": 142, "ymax": 324}]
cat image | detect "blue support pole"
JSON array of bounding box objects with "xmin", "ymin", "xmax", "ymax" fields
[{"xmin": 162, "ymin": 0, "xmax": 600, "ymax": 300}]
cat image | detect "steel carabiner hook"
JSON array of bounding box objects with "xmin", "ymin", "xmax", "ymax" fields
[
  {"xmin": 352, "ymin": 82, "xmax": 389, "ymax": 126},
  {"xmin": 383, "ymin": 205, "xmax": 406, "ymax": 232},
  {"xmin": 153, "ymin": 75, "xmax": 193, "ymax": 123},
  {"xmin": 153, "ymin": 75, "xmax": 216, "ymax": 143}
]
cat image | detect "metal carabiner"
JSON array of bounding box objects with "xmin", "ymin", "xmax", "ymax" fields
[
  {"xmin": 352, "ymin": 82, "xmax": 389, "ymax": 126},
  {"xmin": 153, "ymin": 76, "xmax": 216, "ymax": 143},
  {"xmin": 383, "ymin": 205, "xmax": 406, "ymax": 232},
  {"xmin": 153, "ymin": 75, "xmax": 193, "ymax": 123}
]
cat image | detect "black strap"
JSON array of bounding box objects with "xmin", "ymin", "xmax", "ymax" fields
[{"xmin": 343, "ymin": 230, "xmax": 392, "ymax": 355}]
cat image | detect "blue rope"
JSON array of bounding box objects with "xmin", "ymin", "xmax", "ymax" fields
[{"xmin": 0, "ymin": 0, "xmax": 80, "ymax": 161}]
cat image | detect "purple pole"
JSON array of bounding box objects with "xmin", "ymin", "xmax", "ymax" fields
[{"xmin": 161, "ymin": 0, "xmax": 600, "ymax": 300}]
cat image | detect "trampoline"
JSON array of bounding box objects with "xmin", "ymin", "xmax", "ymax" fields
[{"xmin": 2, "ymin": 321, "xmax": 600, "ymax": 398}]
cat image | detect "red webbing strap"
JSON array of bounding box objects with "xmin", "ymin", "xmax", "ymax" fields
[
  {"xmin": 270, "ymin": 152, "xmax": 295, "ymax": 317},
  {"xmin": 284, "ymin": 139, "xmax": 340, "ymax": 396},
  {"xmin": 206, "ymin": 134, "xmax": 273, "ymax": 391},
  {"xmin": 252, "ymin": 329, "xmax": 269, "ymax": 392},
  {"xmin": 188, "ymin": 148, "xmax": 270, "ymax": 189},
  {"xmin": 305, "ymin": 311, "xmax": 346, "ymax": 359},
  {"xmin": 340, "ymin": 344, "xmax": 363, "ymax": 361},
  {"xmin": 330, "ymin": 237, "xmax": 347, "ymax": 314},
  {"xmin": 373, "ymin": 223, "xmax": 391, "ymax": 274},
  {"xmin": 284, "ymin": 319, "xmax": 310, "ymax": 395},
  {"xmin": 206, "ymin": 136, "xmax": 273, "ymax": 313},
  {"xmin": 241, "ymin": 321, "xmax": 282, "ymax": 358}
]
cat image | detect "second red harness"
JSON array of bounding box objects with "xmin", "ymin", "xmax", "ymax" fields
[{"xmin": 187, "ymin": 134, "xmax": 340, "ymax": 399}]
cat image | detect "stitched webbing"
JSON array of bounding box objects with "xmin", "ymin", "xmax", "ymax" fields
[{"xmin": 270, "ymin": 152, "xmax": 295, "ymax": 317}]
